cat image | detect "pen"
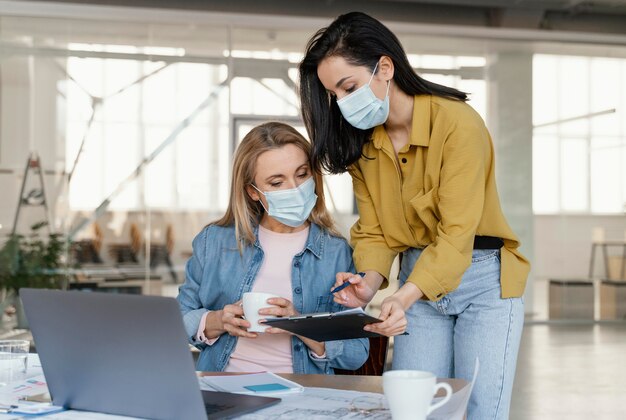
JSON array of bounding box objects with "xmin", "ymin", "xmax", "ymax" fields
[{"xmin": 330, "ymin": 272, "xmax": 366, "ymax": 294}]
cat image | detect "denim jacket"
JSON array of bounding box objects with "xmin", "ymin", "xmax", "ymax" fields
[{"xmin": 177, "ymin": 222, "xmax": 369, "ymax": 374}]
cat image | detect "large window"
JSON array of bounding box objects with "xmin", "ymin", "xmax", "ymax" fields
[
  {"xmin": 407, "ymin": 54, "xmax": 487, "ymax": 119},
  {"xmin": 65, "ymin": 46, "xmax": 488, "ymax": 215},
  {"xmin": 533, "ymin": 54, "xmax": 626, "ymax": 214},
  {"xmin": 66, "ymin": 50, "xmax": 228, "ymax": 211}
]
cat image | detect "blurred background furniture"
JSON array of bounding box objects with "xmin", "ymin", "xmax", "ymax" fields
[
  {"xmin": 599, "ymin": 280, "xmax": 626, "ymax": 320},
  {"xmin": 548, "ymin": 279, "xmax": 594, "ymax": 320},
  {"xmin": 107, "ymin": 223, "xmax": 141, "ymax": 264},
  {"xmin": 589, "ymin": 241, "xmax": 626, "ymax": 280},
  {"xmin": 69, "ymin": 278, "xmax": 162, "ymax": 295},
  {"xmin": 71, "ymin": 239, "xmax": 103, "ymax": 264},
  {"xmin": 148, "ymin": 224, "xmax": 178, "ymax": 283}
]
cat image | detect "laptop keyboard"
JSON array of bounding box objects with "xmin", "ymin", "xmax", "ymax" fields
[{"xmin": 204, "ymin": 403, "xmax": 235, "ymax": 415}]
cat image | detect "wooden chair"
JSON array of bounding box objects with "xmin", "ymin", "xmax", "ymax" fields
[
  {"xmin": 149, "ymin": 224, "xmax": 178, "ymax": 282},
  {"xmin": 70, "ymin": 239, "xmax": 103, "ymax": 264},
  {"xmin": 334, "ymin": 335, "xmax": 389, "ymax": 376},
  {"xmin": 70, "ymin": 224, "xmax": 105, "ymax": 264},
  {"xmin": 107, "ymin": 223, "xmax": 142, "ymax": 264}
]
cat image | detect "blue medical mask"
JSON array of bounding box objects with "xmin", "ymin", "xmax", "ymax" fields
[
  {"xmin": 337, "ymin": 61, "xmax": 391, "ymax": 130},
  {"xmin": 252, "ymin": 177, "xmax": 317, "ymax": 227}
]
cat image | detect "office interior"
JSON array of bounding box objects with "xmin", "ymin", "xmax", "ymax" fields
[{"xmin": 0, "ymin": 0, "xmax": 625, "ymax": 418}]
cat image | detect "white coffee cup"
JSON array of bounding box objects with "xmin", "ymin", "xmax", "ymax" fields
[
  {"xmin": 383, "ymin": 370, "xmax": 453, "ymax": 420},
  {"xmin": 242, "ymin": 292, "xmax": 280, "ymax": 333}
]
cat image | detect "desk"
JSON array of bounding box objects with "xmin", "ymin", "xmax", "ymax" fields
[
  {"xmin": 5, "ymin": 365, "xmax": 468, "ymax": 419},
  {"xmin": 200, "ymin": 372, "xmax": 467, "ymax": 396}
]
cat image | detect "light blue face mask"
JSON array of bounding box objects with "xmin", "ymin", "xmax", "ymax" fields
[
  {"xmin": 336, "ymin": 61, "xmax": 391, "ymax": 130},
  {"xmin": 252, "ymin": 177, "xmax": 317, "ymax": 228}
]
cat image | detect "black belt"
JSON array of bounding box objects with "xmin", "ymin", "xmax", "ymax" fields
[{"xmin": 473, "ymin": 236, "xmax": 504, "ymax": 250}]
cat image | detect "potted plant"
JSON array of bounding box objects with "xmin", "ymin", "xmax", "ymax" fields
[{"xmin": 0, "ymin": 221, "xmax": 69, "ymax": 328}]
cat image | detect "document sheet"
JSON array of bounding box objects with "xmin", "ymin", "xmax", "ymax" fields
[{"xmin": 200, "ymin": 372, "xmax": 304, "ymax": 395}]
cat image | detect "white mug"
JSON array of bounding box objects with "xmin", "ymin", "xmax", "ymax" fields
[
  {"xmin": 242, "ymin": 292, "xmax": 280, "ymax": 333},
  {"xmin": 383, "ymin": 370, "xmax": 453, "ymax": 420}
]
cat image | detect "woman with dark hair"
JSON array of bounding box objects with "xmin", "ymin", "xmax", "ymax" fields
[{"xmin": 299, "ymin": 12, "xmax": 529, "ymax": 420}]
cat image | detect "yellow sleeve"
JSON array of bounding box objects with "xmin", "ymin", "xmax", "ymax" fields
[
  {"xmin": 349, "ymin": 163, "xmax": 398, "ymax": 288},
  {"xmin": 407, "ymin": 115, "xmax": 490, "ymax": 301}
]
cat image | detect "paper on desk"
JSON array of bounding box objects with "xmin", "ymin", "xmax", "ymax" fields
[
  {"xmin": 235, "ymin": 387, "xmax": 388, "ymax": 419},
  {"xmin": 0, "ymin": 354, "xmax": 46, "ymax": 399},
  {"xmin": 428, "ymin": 358, "xmax": 479, "ymax": 420},
  {"xmin": 0, "ymin": 374, "xmax": 48, "ymax": 401},
  {"xmin": 200, "ymin": 372, "xmax": 304, "ymax": 395},
  {"xmin": 0, "ymin": 354, "xmax": 50, "ymax": 420},
  {"xmin": 233, "ymin": 359, "xmax": 479, "ymax": 420}
]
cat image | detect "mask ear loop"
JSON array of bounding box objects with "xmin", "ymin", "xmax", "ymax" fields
[
  {"xmin": 250, "ymin": 183, "xmax": 265, "ymax": 196},
  {"xmin": 368, "ymin": 61, "xmax": 380, "ymax": 85},
  {"xmin": 369, "ymin": 61, "xmax": 391, "ymax": 98},
  {"xmin": 369, "ymin": 61, "xmax": 391, "ymax": 101},
  {"xmin": 250, "ymin": 184, "xmax": 270, "ymax": 213}
]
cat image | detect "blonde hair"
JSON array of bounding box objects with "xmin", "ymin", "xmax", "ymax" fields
[{"xmin": 212, "ymin": 122, "xmax": 340, "ymax": 248}]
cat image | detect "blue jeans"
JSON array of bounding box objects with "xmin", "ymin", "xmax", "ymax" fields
[{"xmin": 393, "ymin": 248, "xmax": 524, "ymax": 420}]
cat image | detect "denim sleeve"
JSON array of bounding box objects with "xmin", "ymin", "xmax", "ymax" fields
[
  {"xmin": 177, "ymin": 227, "xmax": 211, "ymax": 350},
  {"xmin": 306, "ymin": 241, "xmax": 370, "ymax": 371},
  {"xmin": 316, "ymin": 339, "xmax": 370, "ymax": 371}
]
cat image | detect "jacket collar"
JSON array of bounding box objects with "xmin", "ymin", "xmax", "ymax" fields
[
  {"xmin": 303, "ymin": 222, "xmax": 324, "ymax": 259},
  {"xmin": 371, "ymin": 94, "xmax": 431, "ymax": 149}
]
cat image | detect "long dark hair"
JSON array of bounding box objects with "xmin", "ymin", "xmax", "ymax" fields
[{"xmin": 299, "ymin": 12, "xmax": 468, "ymax": 174}]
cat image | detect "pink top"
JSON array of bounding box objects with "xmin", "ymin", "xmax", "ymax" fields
[{"xmin": 197, "ymin": 225, "xmax": 309, "ymax": 373}]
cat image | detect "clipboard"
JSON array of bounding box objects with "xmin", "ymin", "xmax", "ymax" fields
[{"xmin": 262, "ymin": 307, "xmax": 384, "ymax": 341}]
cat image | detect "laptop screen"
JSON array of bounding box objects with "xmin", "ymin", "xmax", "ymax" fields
[{"xmin": 20, "ymin": 289, "xmax": 280, "ymax": 419}]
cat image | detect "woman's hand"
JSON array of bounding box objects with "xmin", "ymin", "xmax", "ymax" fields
[
  {"xmin": 218, "ymin": 301, "xmax": 259, "ymax": 339},
  {"xmin": 364, "ymin": 295, "xmax": 407, "ymax": 336},
  {"xmin": 259, "ymin": 298, "xmax": 326, "ymax": 356},
  {"xmin": 259, "ymin": 297, "xmax": 298, "ymax": 334},
  {"xmin": 331, "ymin": 271, "xmax": 382, "ymax": 308},
  {"xmin": 365, "ymin": 282, "xmax": 424, "ymax": 336}
]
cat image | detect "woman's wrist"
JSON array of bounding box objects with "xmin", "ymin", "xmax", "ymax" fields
[
  {"xmin": 297, "ymin": 335, "xmax": 325, "ymax": 356},
  {"xmin": 394, "ymin": 282, "xmax": 424, "ymax": 310},
  {"xmin": 363, "ymin": 270, "xmax": 385, "ymax": 291},
  {"xmin": 204, "ymin": 310, "xmax": 225, "ymax": 338}
]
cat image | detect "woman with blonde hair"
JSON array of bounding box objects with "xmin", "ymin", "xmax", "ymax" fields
[{"xmin": 177, "ymin": 121, "xmax": 369, "ymax": 373}]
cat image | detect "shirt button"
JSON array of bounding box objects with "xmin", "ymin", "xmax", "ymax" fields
[
  {"xmin": 294, "ymin": 287, "xmax": 302, "ymax": 294},
  {"xmin": 401, "ymin": 158, "xmax": 407, "ymax": 164},
  {"xmin": 294, "ymin": 261, "xmax": 300, "ymax": 267},
  {"xmin": 294, "ymin": 344, "xmax": 302, "ymax": 351}
]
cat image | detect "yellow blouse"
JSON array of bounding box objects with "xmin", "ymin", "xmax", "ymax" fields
[{"xmin": 348, "ymin": 95, "xmax": 530, "ymax": 301}]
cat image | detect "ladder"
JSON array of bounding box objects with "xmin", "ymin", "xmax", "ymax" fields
[{"xmin": 11, "ymin": 152, "xmax": 51, "ymax": 235}]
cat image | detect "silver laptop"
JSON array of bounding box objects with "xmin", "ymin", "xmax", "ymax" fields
[{"xmin": 21, "ymin": 288, "xmax": 280, "ymax": 420}]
